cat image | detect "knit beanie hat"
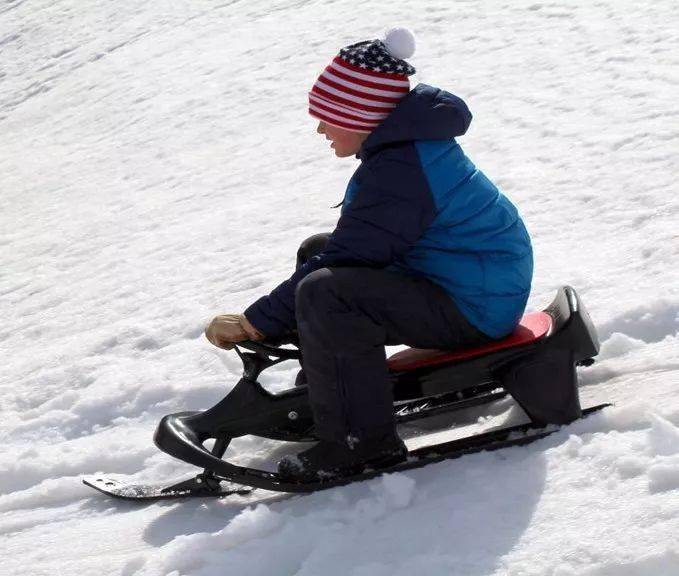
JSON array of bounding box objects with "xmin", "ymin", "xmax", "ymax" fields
[{"xmin": 308, "ymin": 27, "xmax": 417, "ymax": 134}]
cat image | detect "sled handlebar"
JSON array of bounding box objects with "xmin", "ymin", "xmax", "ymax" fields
[{"xmin": 235, "ymin": 339, "xmax": 301, "ymax": 361}]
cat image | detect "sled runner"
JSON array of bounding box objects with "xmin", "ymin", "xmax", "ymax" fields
[{"xmin": 83, "ymin": 286, "xmax": 607, "ymax": 500}]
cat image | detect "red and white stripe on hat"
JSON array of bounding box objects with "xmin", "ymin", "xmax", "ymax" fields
[{"xmin": 308, "ymin": 56, "xmax": 410, "ymax": 133}]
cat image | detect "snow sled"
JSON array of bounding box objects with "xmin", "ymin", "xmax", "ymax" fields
[{"xmin": 84, "ymin": 286, "xmax": 607, "ymax": 500}]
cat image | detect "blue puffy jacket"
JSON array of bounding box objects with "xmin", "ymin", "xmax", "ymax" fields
[{"xmin": 245, "ymin": 84, "xmax": 533, "ymax": 340}]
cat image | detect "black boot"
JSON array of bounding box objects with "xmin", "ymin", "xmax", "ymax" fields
[{"xmin": 277, "ymin": 430, "xmax": 408, "ymax": 483}]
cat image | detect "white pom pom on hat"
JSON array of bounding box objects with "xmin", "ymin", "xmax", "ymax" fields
[{"xmin": 383, "ymin": 27, "xmax": 416, "ymax": 60}]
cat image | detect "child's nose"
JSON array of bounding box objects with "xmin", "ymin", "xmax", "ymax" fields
[{"xmin": 317, "ymin": 122, "xmax": 324, "ymax": 134}]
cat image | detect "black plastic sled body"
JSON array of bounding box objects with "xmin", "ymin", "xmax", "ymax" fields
[{"xmin": 84, "ymin": 286, "xmax": 604, "ymax": 499}]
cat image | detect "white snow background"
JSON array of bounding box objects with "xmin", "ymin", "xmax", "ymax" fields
[{"xmin": 1, "ymin": 1, "xmax": 679, "ymax": 575}]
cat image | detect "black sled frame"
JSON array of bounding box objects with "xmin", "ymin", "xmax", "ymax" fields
[{"xmin": 85, "ymin": 286, "xmax": 605, "ymax": 499}]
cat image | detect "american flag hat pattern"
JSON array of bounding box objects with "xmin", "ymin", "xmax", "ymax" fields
[{"xmin": 308, "ymin": 29, "xmax": 417, "ymax": 134}]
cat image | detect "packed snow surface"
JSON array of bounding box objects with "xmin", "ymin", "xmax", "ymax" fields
[{"xmin": 1, "ymin": 1, "xmax": 678, "ymax": 575}]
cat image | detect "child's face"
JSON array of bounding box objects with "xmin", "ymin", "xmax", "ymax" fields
[{"xmin": 317, "ymin": 121, "xmax": 369, "ymax": 158}]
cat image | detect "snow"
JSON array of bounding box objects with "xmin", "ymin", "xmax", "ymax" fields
[{"xmin": 1, "ymin": 1, "xmax": 678, "ymax": 575}]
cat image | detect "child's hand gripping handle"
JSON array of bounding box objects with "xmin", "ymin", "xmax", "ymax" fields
[{"xmin": 204, "ymin": 313, "xmax": 264, "ymax": 350}]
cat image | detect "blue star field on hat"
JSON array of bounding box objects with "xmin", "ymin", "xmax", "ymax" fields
[{"xmin": 339, "ymin": 40, "xmax": 416, "ymax": 76}]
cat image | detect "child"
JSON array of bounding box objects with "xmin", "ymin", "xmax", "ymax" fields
[{"xmin": 205, "ymin": 28, "xmax": 533, "ymax": 482}]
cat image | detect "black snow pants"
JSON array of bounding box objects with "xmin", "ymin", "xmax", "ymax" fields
[{"xmin": 295, "ymin": 233, "xmax": 494, "ymax": 443}]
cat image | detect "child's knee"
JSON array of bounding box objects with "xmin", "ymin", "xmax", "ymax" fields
[
  {"xmin": 296, "ymin": 233, "xmax": 331, "ymax": 266},
  {"xmin": 295, "ymin": 268, "xmax": 337, "ymax": 315}
]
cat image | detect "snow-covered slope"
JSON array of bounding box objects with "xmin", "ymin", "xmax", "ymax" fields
[{"xmin": 1, "ymin": 1, "xmax": 678, "ymax": 575}]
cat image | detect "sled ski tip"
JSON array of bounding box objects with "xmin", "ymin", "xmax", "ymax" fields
[{"xmin": 82, "ymin": 475, "xmax": 253, "ymax": 501}]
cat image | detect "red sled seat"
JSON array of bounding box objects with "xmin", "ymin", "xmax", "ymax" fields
[
  {"xmin": 387, "ymin": 311, "xmax": 553, "ymax": 372},
  {"xmin": 384, "ymin": 286, "xmax": 599, "ymax": 425}
]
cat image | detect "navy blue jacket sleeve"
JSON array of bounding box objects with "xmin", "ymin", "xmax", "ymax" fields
[{"xmin": 243, "ymin": 151, "xmax": 437, "ymax": 339}]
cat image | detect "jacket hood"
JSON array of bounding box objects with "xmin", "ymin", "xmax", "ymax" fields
[{"xmin": 358, "ymin": 84, "xmax": 473, "ymax": 159}]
